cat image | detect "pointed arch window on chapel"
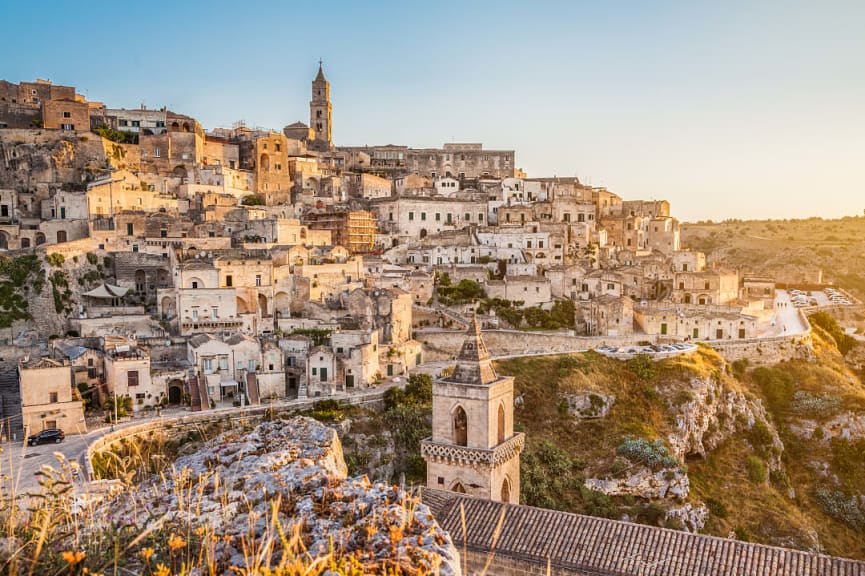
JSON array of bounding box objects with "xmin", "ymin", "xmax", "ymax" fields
[{"xmin": 454, "ymin": 406, "xmax": 468, "ymax": 446}]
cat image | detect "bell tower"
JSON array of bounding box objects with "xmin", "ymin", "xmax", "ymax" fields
[
  {"xmin": 421, "ymin": 318, "xmax": 524, "ymax": 503},
  {"xmin": 309, "ymin": 60, "xmax": 332, "ymax": 151}
]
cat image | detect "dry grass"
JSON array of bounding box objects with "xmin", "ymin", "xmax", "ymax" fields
[
  {"xmin": 0, "ymin": 420, "xmax": 450, "ymax": 576},
  {"xmin": 496, "ymin": 337, "xmax": 865, "ymax": 560}
]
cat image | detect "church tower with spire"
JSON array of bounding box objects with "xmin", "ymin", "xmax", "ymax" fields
[
  {"xmin": 421, "ymin": 318, "xmax": 524, "ymax": 503},
  {"xmin": 309, "ymin": 61, "xmax": 332, "ymax": 151}
]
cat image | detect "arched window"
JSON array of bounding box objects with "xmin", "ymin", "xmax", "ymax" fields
[
  {"xmin": 453, "ymin": 406, "xmax": 467, "ymax": 446},
  {"xmin": 684, "ymin": 293, "xmax": 692, "ymax": 304},
  {"xmin": 497, "ymin": 403, "xmax": 505, "ymax": 444},
  {"xmin": 501, "ymin": 477, "xmax": 511, "ymax": 503}
]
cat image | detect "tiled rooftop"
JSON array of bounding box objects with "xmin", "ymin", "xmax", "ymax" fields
[{"xmin": 422, "ymin": 489, "xmax": 865, "ymax": 576}]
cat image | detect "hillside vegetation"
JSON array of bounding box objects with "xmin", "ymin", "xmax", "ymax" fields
[
  {"xmin": 681, "ymin": 216, "xmax": 865, "ymax": 298},
  {"xmin": 497, "ymin": 328, "xmax": 865, "ymax": 560}
]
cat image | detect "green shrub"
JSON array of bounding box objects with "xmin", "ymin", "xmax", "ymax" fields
[
  {"xmin": 616, "ymin": 438, "xmax": 678, "ymax": 469},
  {"xmin": 241, "ymin": 194, "xmax": 265, "ymax": 206},
  {"xmin": 809, "ymin": 311, "xmax": 856, "ymax": 355},
  {"xmin": 815, "ymin": 487, "xmax": 865, "ymax": 528},
  {"xmin": 745, "ymin": 456, "xmax": 767, "ymax": 483},
  {"xmin": 706, "ymin": 498, "xmax": 729, "ymax": 518},
  {"xmin": 46, "ymin": 253, "xmax": 65, "ymax": 267},
  {"xmin": 752, "ymin": 366, "xmax": 796, "ymax": 413},
  {"xmin": 627, "ymin": 354, "xmax": 657, "ymax": 382}
]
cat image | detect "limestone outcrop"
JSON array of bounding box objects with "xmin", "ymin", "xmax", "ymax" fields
[
  {"xmin": 664, "ymin": 376, "xmax": 783, "ymax": 470},
  {"xmin": 102, "ymin": 417, "xmax": 461, "ymax": 575},
  {"xmin": 585, "ymin": 467, "xmax": 690, "ymax": 500}
]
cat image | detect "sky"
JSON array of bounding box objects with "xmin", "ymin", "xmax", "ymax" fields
[{"xmin": 2, "ymin": 0, "xmax": 863, "ymax": 221}]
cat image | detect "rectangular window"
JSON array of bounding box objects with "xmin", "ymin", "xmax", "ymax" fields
[
  {"xmin": 61, "ymin": 124, "xmax": 74, "ymax": 130},
  {"xmin": 212, "ymin": 307, "xmax": 219, "ymax": 319},
  {"xmin": 226, "ymin": 275, "xmax": 233, "ymax": 287},
  {"xmin": 204, "ymin": 359, "xmax": 214, "ymax": 372},
  {"xmin": 132, "ymin": 120, "xmax": 140, "ymax": 127},
  {"xmin": 255, "ymin": 274, "xmax": 262, "ymax": 286},
  {"xmin": 220, "ymin": 357, "xmax": 229, "ymax": 371},
  {"xmin": 464, "ymin": 213, "xmax": 470, "ymax": 221},
  {"xmin": 126, "ymin": 223, "xmax": 134, "ymax": 236},
  {"xmin": 63, "ymin": 111, "xmax": 71, "ymax": 118},
  {"xmin": 127, "ymin": 370, "xmax": 139, "ymax": 387},
  {"xmin": 421, "ymin": 212, "xmax": 426, "ymax": 221},
  {"xmin": 49, "ymin": 392, "xmax": 58, "ymax": 403},
  {"xmin": 154, "ymin": 148, "xmax": 161, "ymax": 158}
]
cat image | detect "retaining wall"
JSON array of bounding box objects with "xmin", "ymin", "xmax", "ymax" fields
[{"xmin": 85, "ymin": 392, "xmax": 386, "ymax": 479}]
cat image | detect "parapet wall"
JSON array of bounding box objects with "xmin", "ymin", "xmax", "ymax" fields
[
  {"xmin": 419, "ymin": 329, "xmax": 653, "ymax": 360},
  {"xmin": 85, "ymin": 392, "xmax": 386, "ymax": 479}
]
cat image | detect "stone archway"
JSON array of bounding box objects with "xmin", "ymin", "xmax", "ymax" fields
[
  {"xmin": 161, "ymin": 296, "xmax": 175, "ymax": 318},
  {"xmin": 451, "ymin": 481, "xmax": 467, "ymax": 494},
  {"xmin": 167, "ymin": 380, "xmax": 184, "ymax": 405},
  {"xmin": 274, "ymin": 291, "xmax": 291, "ymax": 317},
  {"xmin": 0, "ymin": 231, "xmax": 8, "ymax": 250},
  {"xmin": 135, "ymin": 270, "xmax": 146, "ymax": 293},
  {"xmin": 156, "ymin": 268, "xmax": 170, "ymax": 288},
  {"xmin": 236, "ymin": 296, "xmax": 251, "ymax": 314},
  {"xmin": 260, "ymin": 153, "xmax": 270, "ymax": 171},
  {"xmin": 258, "ymin": 293, "xmax": 269, "ymax": 317},
  {"xmin": 501, "ymin": 477, "xmax": 511, "ymax": 503}
]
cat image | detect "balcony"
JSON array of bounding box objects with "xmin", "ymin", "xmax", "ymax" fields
[{"xmin": 181, "ymin": 318, "xmax": 244, "ymax": 331}]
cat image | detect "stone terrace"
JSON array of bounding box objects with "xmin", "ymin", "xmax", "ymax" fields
[{"xmin": 423, "ymin": 489, "xmax": 865, "ymax": 576}]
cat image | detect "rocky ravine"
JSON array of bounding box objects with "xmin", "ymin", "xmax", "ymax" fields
[
  {"xmin": 582, "ymin": 374, "xmax": 782, "ymax": 532},
  {"xmin": 101, "ymin": 417, "xmax": 461, "ymax": 575}
]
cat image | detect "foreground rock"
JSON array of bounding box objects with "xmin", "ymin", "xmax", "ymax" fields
[{"xmin": 103, "ymin": 417, "xmax": 461, "ymax": 575}]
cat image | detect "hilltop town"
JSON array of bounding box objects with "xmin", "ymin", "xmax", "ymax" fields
[{"xmin": 2, "ymin": 69, "xmax": 865, "ymax": 574}]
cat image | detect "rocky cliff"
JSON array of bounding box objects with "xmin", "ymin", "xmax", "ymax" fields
[
  {"xmin": 500, "ymin": 332, "xmax": 865, "ymax": 560},
  {"xmin": 98, "ymin": 417, "xmax": 461, "ymax": 575}
]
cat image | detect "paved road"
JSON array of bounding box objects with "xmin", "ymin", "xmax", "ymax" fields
[{"xmin": 758, "ymin": 289, "xmax": 809, "ymax": 338}]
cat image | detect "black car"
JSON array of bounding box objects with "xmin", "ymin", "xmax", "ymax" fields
[{"xmin": 27, "ymin": 428, "xmax": 65, "ymax": 446}]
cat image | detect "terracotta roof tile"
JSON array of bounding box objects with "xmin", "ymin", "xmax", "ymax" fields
[{"xmin": 422, "ymin": 489, "xmax": 865, "ymax": 576}]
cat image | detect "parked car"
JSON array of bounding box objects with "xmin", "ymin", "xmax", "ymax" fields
[{"xmin": 27, "ymin": 428, "xmax": 65, "ymax": 446}]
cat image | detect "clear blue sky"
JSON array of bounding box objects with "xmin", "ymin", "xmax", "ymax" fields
[{"xmin": 3, "ymin": 0, "xmax": 863, "ymax": 221}]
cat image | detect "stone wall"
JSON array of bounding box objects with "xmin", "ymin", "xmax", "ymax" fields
[
  {"xmin": 707, "ymin": 333, "xmax": 813, "ymax": 365},
  {"xmin": 418, "ymin": 329, "xmax": 653, "ymax": 359},
  {"xmin": 85, "ymin": 392, "xmax": 388, "ymax": 479}
]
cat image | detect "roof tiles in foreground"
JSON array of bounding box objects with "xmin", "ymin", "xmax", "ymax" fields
[{"xmin": 422, "ymin": 489, "xmax": 865, "ymax": 576}]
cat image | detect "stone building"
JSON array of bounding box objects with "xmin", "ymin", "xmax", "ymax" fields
[
  {"xmin": 309, "ymin": 63, "xmax": 333, "ymax": 151},
  {"xmin": 103, "ymin": 340, "xmax": 161, "ymax": 411},
  {"xmin": 634, "ymin": 303, "xmax": 759, "ymax": 340},
  {"xmin": 371, "ymin": 194, "xmax": 488, "ymax": 242},
  {"xmin": 576, "ymin": 295, "xmax": 634, "ymax": 336},
  {"xmin": 485, "ymin": 276, "xmax": 552, "ymax": 308},
  {"xmin": 18, "ymin": 357, "xmax": 85, "ymax": 437},
  {"xmin": 303, "ymin": 210, "xmax": 377, "ymax": 253},
  {"xmin": 408, "ymin": 143, "xmax": 514, "ymax": 179},
  {"xmin": 421, "ymin": 319, "xmax": 524, "ymax": 503},
  {"xmin": 672, "ymin": 268, "xmax": 739, "ymax": 306}
]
